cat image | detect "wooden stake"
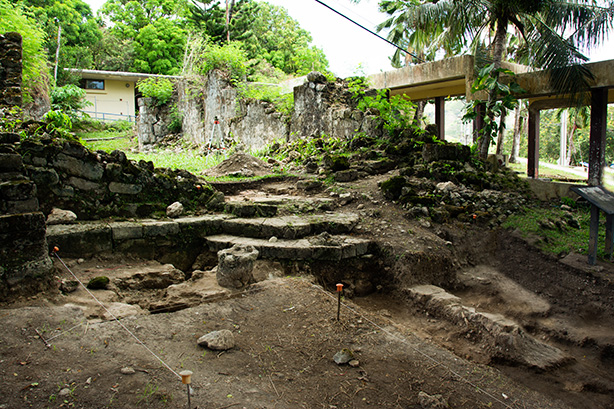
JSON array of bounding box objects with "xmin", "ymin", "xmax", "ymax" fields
[{"xmin": 336, "ymin": 283, "xmax": 343, "ymax": 321}]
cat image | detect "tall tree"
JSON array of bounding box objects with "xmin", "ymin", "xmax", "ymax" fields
[
  {"xmin": 186, "ymin": 0, "xmax": 329, "ymax": 76},
  {"xmin": 20, "ymin": 0, "xmax": 102, "ymax": 81},
  {"xmin": 360, "ymin": 0, "xmax": 614, "ymax": 158}
]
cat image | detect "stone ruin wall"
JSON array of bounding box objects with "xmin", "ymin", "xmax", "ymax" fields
[
  {"xmin": 0, "ymin": 32, "xmax": 23, "ymax": 108},
  {"xmin": 0, "ymin": 32, "xmax": 53, "ymax": 300},
  {"xmin": 138, "ymin": 72, "xmax": 384, "ymax": 153}
]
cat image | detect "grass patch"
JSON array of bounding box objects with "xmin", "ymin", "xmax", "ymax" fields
[
  {"xmin": 129, "ymin": 150, "xmax": 226, "ymax": 173},
  {"xmin": 502, "ymin": 202, "xmax": 611, "ymax": 260}
]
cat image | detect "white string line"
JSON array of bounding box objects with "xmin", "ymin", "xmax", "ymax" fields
[
  {"xmin": 45, "ymin": 322, "xmax": 86, "ymax": 342},
  {"xmin": 313, "ymin": 284, "xmax": 517, "ymax": 409},
  {"xmin": 53, "ymin": 252, "xmax": 182, "ymax": 380}
]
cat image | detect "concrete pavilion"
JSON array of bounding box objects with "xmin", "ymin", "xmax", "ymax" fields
[{"xmin": 369, "ymin": 56, "xmax": 614, "ymax": 187}]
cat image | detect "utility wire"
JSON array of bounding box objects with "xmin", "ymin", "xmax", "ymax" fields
[{"xmin": 313, "ymin": 0, "xmax": 425, "ymax": 63}]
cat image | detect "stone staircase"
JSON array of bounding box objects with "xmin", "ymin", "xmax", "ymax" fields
[{"xmin": 46, "ymin": 198, "xmax": 373, "ymax": 264}]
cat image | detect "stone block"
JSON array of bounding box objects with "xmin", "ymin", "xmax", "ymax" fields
[
  {"xmin": 109, "ymin": 222, "xmax": 143, "ymax": 240},
  {"xmin": 46, "ymin": 224, "xmax": 113, "ymax": 257},
  {"xmin": 109, "ymin": 182, "xmax": 142, "ymax": 195},
  {"xmin": 53, "ymin": 153, "xmax": 103, "ymax": 181},
  {"xmin": 5, "ymin": 198, "xmax": 39, "ymax": 214},
  {"xmin": 0, "ymin": 179, "xmax": 36, "ymax": 200},
  {"xmin": 422, "ymin": 143, "xmax": 471, "ymax": 163},
  {"xmin": 217, "ymin": 244, "xmax": 259, "ymax": 289},
  {"xmin": 142, "ymin": 221, "xmax": 180, "ymax": 237},
  {"xmin": 67, "ymin": 176, "xmax": 102, "ymax": 192},
  {"xmin": 0, "ymin": 153, "xmax": 23, "ymax": 171},
  {"xmin": 28, "ymin": 166, "xmax": 59, "ymax": 186},
  {"xmin": 0, "ymin": 133, "xmax": 20, "ymax": 144}
]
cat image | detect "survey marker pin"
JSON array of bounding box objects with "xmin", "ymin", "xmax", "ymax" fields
[
  {"xmin": 336, "ymin": 283, "xmax": 343, "ymax": 321},
  {"xmin": 180, "ymin": 370, "xmax": 193, "ymax": 408}
]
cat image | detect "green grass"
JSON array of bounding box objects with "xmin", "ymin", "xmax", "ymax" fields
[
  {"xmin": 502, "ymin": 202, "xmax": 611, "ymax": 260},
  {"xmin": 129, "ymin": 150, "xmax": 226, "ymax": 173},
  {"xmin": 507, "ymin": 161, "xmax": 614, "ymax": 191},
  {"xmin": 78, "ymin": 121, "xmax": 281, "ymax": 176}
]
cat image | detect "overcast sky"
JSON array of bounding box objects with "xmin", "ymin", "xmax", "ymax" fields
[{"xmin": 84, "ymin": 0, "xmax": 614, "ymax": 78}]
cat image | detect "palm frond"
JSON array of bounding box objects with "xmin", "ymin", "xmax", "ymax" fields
[
  {"xmin": 524, "ymin": 15, "xmax": 594, "ymax": 103},
  {"xmin": 544, "ymin": 0, "xmax": 614, "ymax": 49}
]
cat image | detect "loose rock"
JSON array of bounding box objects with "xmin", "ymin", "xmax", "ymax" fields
[
  {"xmin": 60, "ymin": 279, "xmax": 79, "ymax": 293},
  {"xmin": 166, "ymin": 201, "xmax": 184, "ymax": 218},
  {"xmin": 418, "ymin": 391, "xmax": 449, "ymax": 408},
  {"xmin": 197, "ymin": 330, "xmax": 235, "ymax": 350},
  {"xmin": 86, "ymin": 276, "xmax": 110, "ymax": 290},
  {"xmin": 333, "ymin": 348, "xmax": 353, "ymax": 365},
  {"xmin": 46, "ymin": 208, "xmax": 77, "ymax": 225},
  {"xmin": 120, "ymin": 367, "xmax": 136, "ymax": 375}
]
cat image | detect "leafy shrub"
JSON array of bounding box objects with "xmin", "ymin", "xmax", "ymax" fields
[
  {"xmin": 168, "ymin": 104, "xmax": 183, "ymax": 133},
  {"xmin": 50, "ymin": 85, "xmax": 92, "ymax": 117},
  {"xmin": 40, "ymin": 110, "xmax": 74, "ymax": 139},
  {"xmin": 198, "ymin": 41, "xmax": 247, "ymax": 84},
  {"xmin": 349, "ymin": 77, "xmax": 419, "ymax": 135},
  {"xmin": 239, "ymin": 84, "xmax": 294, "ymax": 116},
  {"xmin": 137, "ymin": 77, "xmax": 175, "ymax": 106}
]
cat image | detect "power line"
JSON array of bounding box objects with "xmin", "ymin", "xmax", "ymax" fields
[{"xmin": 313, "ymin": 0, "xmax": 425, "ymax": 63}]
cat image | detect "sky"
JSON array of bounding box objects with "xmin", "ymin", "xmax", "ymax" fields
[{"xmin": 84, "ymin": 0, "xmax": 614, "ymax": 79}]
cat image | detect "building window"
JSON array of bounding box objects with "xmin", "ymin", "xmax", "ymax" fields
[{"xmin": 84, "ymin": 79, "xmax": 105, "ymax": 90}]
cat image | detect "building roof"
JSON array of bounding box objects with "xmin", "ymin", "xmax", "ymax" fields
[{"xmin": 65, "ymin": 68, "xmax": 181, "ymax": 82}]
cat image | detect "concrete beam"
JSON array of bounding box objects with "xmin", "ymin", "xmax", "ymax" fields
[{"xmin": 515, "ymin": 60, "xmax": 614, "ymax": 99}]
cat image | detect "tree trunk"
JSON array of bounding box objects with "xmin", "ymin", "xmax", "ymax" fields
[
  {"xmin": 510, "ymin": 103, "xmax": 522, "ymax": 163},
  {"xmin": 413, "ymin": 100, "xmax": 426, "ymax": 129},
  {"xmin": 495, "ymin": 108, "xmax": 507, "ymax": 155},
  {"xmin": 479, "ymin": 17, "xmax": 508, "ymax": 159},
  {"xmin": 225, "ymin": 0, "xmax": 236, "ymax": 42}
]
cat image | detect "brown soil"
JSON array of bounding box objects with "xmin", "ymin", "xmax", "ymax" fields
[
  {"xmin": 204, "ymin": 153, "xmax": 273, "ymax": 178},
  {"xmin": 2, "ymin": 168, "xmax": 614, "ymax": 409}
]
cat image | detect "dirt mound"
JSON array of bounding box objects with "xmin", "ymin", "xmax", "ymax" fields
[{"xmin": 204, "ymin": 153, "xmax": 272, "ymax": 177}]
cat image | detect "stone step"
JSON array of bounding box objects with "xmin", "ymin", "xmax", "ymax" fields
[
  {"xmin": 403, "ymin": 285, "xmax": 571, "ymax": 370},
  {"xmin": 205, "ymin": 234, "xmax": 373, "ymax": 261},
  {"xmin": 224, "ymin": 195, "xmax": 335, "ymax": 217},
  {"xmin": 46, "ymin": 212, "xmax": 362, "ymax": 258},
  {"xmin": 220, "ymin": 213, "xmax": 359, "ymax": 240}
]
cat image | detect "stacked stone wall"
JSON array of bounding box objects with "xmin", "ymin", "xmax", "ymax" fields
[
  {"xmin": 16, "ymin": 138, "xmax": 216, "ymax": 220},
  {"xmin": 0, "ymin": 32, "xmax": 22, "ymax": 108}
]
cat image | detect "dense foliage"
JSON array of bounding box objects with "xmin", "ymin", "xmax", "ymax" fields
[{"xmin": 1, "ymin": 0, "xmax": 329, "ymax": 81}]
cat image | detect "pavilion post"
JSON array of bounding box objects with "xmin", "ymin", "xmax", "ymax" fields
[
  {"xmin": 527, "ymin": 105, "xmax": 540, "ymax": 179},
  {"xmin": 588, "ymin": 87, "xmax": 608, "ymax": 187},
  {"xmin": 435, "ymin": 96, "xmax": 445, "ymax": 141}
]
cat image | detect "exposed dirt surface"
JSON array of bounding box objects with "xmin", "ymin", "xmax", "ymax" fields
[
  {"xmin": 204, "ymin": 153, "xmax": 273, "ymax": 178},
  {"xmin": 2, "ymin": 164, "xmax": 614, "ymax": 408}
]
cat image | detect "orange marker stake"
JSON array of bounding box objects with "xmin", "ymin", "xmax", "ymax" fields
[
  {"xmin": 179, "ymin": 370, "xmax": 193, "ymax": 408},
  {"xmin": 336, "ymin": 283, "xmax": 344, "ymax": 321},
  {"xmin": 53, "ymin": 246, "xmax": 59, "ymax": 253}
]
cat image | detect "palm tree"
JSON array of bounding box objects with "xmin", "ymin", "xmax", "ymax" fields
[{"xmin": 357, "ymin": 0, "xmax": 614, "ymax": 158}]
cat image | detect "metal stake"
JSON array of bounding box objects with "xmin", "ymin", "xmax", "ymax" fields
[
  {"xmin": 336, "ymin": 283, "xmax": 343, "ymax": 321},
  {"xmin": 180, "ymin": 370, "xmax": 193, "ymax": 408}
]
